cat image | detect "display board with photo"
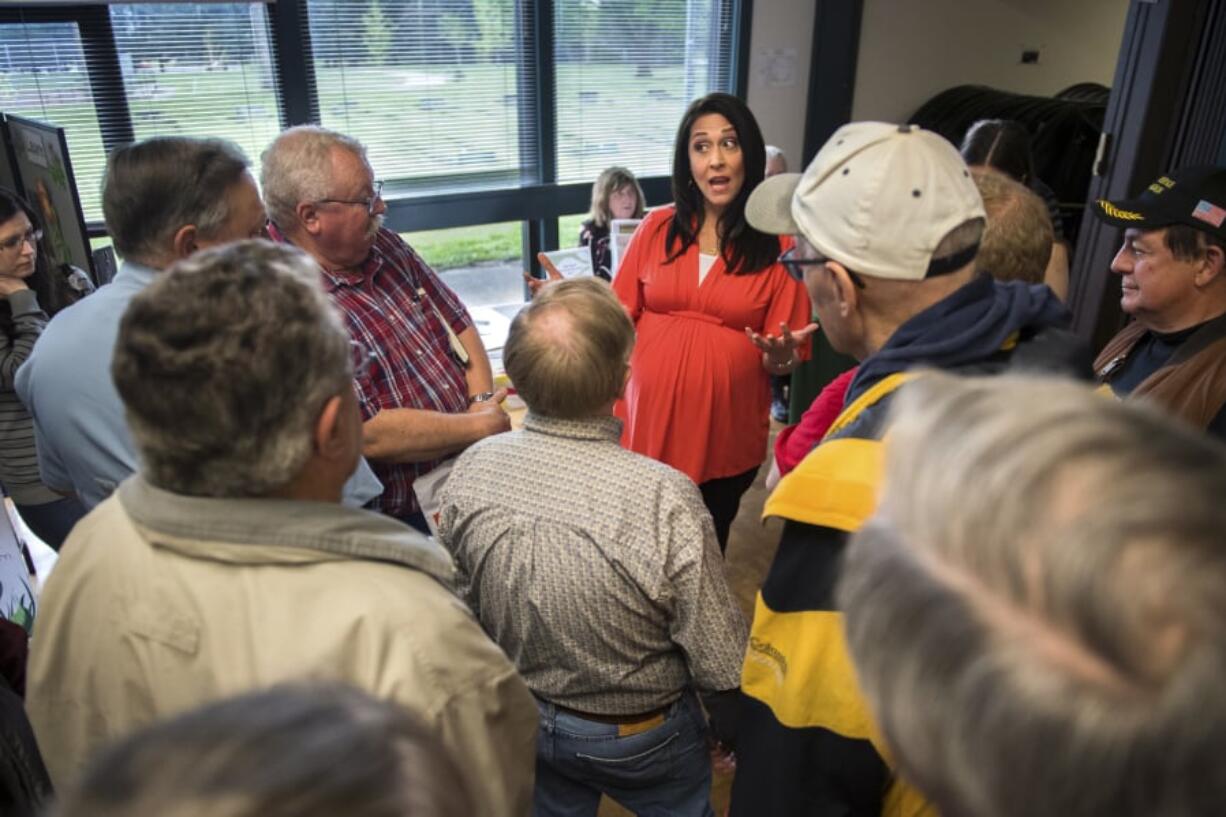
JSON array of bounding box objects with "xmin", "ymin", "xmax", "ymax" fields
[
  {"xmin": 0, "ymin": 124, "xmax": 19, "ymax": 196},
  {"xmin": 3, "ymin": 113, "xmax": 95, "ymax": 282},
  {"xmin": 540, "ymin": 246, "xmax": 594, "ymax": 278},
  {"xmin": 608, "ymin": 218, "xmax": 642, "ymax": 278}
]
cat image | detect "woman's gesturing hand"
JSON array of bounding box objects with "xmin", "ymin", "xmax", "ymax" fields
[{"xmin": 745, "ymin": 321, "xmax": 818, "ymax": 373}]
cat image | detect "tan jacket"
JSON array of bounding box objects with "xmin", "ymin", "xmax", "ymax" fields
[{"xmin": 28, "ymin": 476, "xmax": 537, "ymax": 816}]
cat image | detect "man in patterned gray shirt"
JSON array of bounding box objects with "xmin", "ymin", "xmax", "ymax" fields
[{"xmin": 439, "ymin": 277, "xmax": 747, "ymax": 817}]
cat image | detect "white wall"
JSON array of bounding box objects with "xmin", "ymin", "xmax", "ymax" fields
[
  {"xmin": 851, "ymin": 0, "xmax": 1130, "ymax": 124},
  {"xmin": 746, "ymin": 0, "xmax": 816, "ymax": 171}
]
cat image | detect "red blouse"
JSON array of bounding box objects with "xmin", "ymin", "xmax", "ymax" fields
[{"xmin": 612, "ymin": 206, "xmax": 812, "ymax": 484}]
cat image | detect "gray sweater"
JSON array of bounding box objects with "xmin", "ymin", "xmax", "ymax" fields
[{"xmin": 0, "ymin": 288, "xmax": 56, "ymax": 505}]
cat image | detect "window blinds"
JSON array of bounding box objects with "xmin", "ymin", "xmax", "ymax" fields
[
  {"xmin": 305, "ymin": 0, "xmax": 535, "ymax": 193},
  {"xmin": 0, "ymin": 3, "xmax": 282, "ymax": 223},
  {"xmin": 0, "ymin": 21, "xmax": 110, "ymax": 219},
  {"xmin": 553, "ymin": 0, "xmax": 736, "ymax": 185},
  {"xmin": 111, "ymin": 4, "xmax": 283, "ymax": 155}
]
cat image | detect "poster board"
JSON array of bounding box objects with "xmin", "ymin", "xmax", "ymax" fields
[
  {"xmin": 3, "ymin": 114, "xmax": 95, "ymax": 282},
  {"xmin": 540, "ymin": 246, "xmax": 593, "ymax": 278},
  {"xmin": 0, "ymin": 503, "xmax": 35, "ymax": 635},
  {"xmin": 608, "ymin": 218, "xmax": 642, "ymax": 277},
  {"xmin": 0, "ymin": 123, "xmax": 19, "ymax": 198}
]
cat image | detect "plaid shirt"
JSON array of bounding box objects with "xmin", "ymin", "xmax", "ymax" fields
[{"xmin": 271, "ymin": 225, "xmax": 473, "ymax": 518}]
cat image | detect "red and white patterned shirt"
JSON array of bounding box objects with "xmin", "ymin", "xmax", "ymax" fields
[{"xmin": 271, "ymin": 224, "xmax": 473, "ymax": 518}]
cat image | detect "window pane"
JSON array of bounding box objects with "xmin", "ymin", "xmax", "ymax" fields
[
  {"xmin": 558, "ymin": 211, "xmax": 587, "ymax": 249},
  {"xmin": 401, "ymin": 221, "xmax": 523, "ymax": 307},
  {"xmin": 110, "ymin": 4, "xmax": 283, "ymax": 163},
  {"xmin": 0, "ymin": 22, "xmax": 108, "ymax": 221},
  {"xmin": 403, "ymin": 220, "xmax": 525, "ymax": 376},
  {"xmin": 554, "ymin": 0, "xmax": 736, "ymax": 183},
  {"xmin": 307, "ymin": 0, "xmax": 533, "ymax": 191}
]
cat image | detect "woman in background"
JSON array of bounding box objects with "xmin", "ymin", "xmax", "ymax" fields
[
  {"xmin": 580, "ymin": 166, "xmax": 645, "ymax": 281},
  {"xmin": 0, "ymin": 189, "xmax": 86, "ymax": 550},
  {"xmin": 960, "ymin": 118, "xmax": 1070, "ymax": 299},
  {"xmin": 612, "ymin": 93, "xmax": 813, "ymax": 552}
]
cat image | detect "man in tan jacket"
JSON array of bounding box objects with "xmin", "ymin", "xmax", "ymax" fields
[{"xmin": 27, "ymin": 240, "xmax": 537, "ymax": 815}]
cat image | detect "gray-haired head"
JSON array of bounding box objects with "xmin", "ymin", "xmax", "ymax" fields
[
  {"xmin": 504, "ymin": 277, "xmax": 634, "ymax": 419},
  {"xmin": 102, "ymin": 136, "xmax": 252, "ymax": 266},
  {"xmin": 52, "ymin": 682, "xmax": 472, "ymax": 817},
  {"xmin": 112, "ymin": 239, "xmax": 351, "ymax": 498},
  {"xmin": 838, "ymin": 372, "xmax": 1226, "ymax": 817},
  {"xmin": 261, "ymin": 125, "xmax": 367, "ymax": 230}
]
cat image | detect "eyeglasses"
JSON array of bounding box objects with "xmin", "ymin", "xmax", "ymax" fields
[
  {"xmin": 318, "ymin": 180, "xmax": 384, "ymax": 215},
  {"xmin": 778, "ymin": 246, "xmax": 865, "ymax": 289},
  {"xmin": 349, "ymin": 340, "xmax": 376, "ymax": 381},
  {"xmin": 0, "ymin": 228, "xmax": 42, "ymax": 255}
]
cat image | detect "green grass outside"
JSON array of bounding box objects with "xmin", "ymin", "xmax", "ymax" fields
[
  {"xmin": 557, "ymin": 213, "xmax": 587, "ymax": 248},
  {"xmin": 90, "ymin": 216, "xmax": 589, "ymax": 272},
  {"xmin": 406, "ymin": 211, "xmax": 587, "ymax": 271},
  {"xmin": 404, "ymin": 221, "xmax": 520, "ymax": 270}
]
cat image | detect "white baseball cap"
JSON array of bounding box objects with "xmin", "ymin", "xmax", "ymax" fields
[{"xmin": 746, "ymin": 122, "xmax": 985, "ymax": 281}]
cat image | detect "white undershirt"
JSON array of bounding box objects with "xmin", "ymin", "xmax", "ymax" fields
[{"xmin": 698, "ymin": 253, "xmax": 718, "ymax": 284}]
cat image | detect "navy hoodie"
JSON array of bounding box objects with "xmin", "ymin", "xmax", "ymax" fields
[{"xmin": 846, "ymin": 273, "xmax": 1084, "ymax": 404}]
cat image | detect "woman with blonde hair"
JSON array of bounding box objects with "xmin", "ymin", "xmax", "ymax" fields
[{"xmin": 580, "ymin": 165, "xmax": 645, "ymax": 280}]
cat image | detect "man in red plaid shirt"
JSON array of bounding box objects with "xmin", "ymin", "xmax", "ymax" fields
[{"xmin": 261, "ymin": 127, "xmax": 510, "ymax": 529}]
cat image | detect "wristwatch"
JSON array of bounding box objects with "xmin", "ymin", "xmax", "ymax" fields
[{"xmin": 468, "ymin": 391, "xmax": 496, "ymax": 405}]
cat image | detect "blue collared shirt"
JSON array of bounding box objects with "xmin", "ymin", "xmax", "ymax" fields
[{"xmin": 15, "ymin": 261, "xmax": 382, "ymax": 510}]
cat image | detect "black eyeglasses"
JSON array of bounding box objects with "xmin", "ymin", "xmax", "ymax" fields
[
  {"xmin": 0, "ymin": 228, "xmax": 42, "ymax": 254},
  {"xmin": 318, "ymin": 180, "xmax": 384, "ymax": 215},
  {"xmin": 777, "ymin": 246, "xmax": 865, "ymax": 289}
]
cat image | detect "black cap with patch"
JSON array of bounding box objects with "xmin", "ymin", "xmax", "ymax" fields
[{"xmin": 1093, "ymin": 165, "xmax": 1226, "ymax": 241}]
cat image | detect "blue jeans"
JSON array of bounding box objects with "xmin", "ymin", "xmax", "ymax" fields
[{"xmin": 533, "ymin": 694, "xmax": 714, "ymax": 817}]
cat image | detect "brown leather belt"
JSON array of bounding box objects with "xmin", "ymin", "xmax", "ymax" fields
[{"xmin": 555, "ymin": 700, "xmax": 675, "ymax": 737}]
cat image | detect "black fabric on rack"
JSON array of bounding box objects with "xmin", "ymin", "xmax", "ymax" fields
[{"xmin": 909, "ymin": 84, "xmax": 1108, "ymax": 244}]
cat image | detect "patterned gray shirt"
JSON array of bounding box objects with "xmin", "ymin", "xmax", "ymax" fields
[{"xmin": 438, "ymin": 412, "xmax": 747, "ymax": 715}]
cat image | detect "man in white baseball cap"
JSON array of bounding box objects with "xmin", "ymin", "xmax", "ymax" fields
[{"xmin": 729, "ymin": 122, "xmax": 1089, "ymax": 817}]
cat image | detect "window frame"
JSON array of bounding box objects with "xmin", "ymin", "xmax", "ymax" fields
[{"xmin": 1, "ymin": 0, "xmax": 753, "ymax": 274}]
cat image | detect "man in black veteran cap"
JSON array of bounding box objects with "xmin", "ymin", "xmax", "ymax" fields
[{"xmin": 1093, "ymin": 166, "xmax": 1226, "ymax": 435}]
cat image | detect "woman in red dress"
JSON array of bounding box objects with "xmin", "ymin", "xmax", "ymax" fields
[{"xmin": 612, "ymin": 94, "xmax": 813, "ymax": 552}]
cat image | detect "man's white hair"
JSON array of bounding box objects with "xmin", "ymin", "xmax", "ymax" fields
[
  {"xmin": 840, "ymin": 372, "xmax": 1226, "ymax": 817},
  {"xmin": 261, "ymin": 125, "xmax": 367, "ymax": 229}
]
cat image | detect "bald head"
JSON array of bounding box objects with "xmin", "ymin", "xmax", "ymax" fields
[{"xmin": 504, "ymin": 278, "xmax": 634, "ymax": 419}]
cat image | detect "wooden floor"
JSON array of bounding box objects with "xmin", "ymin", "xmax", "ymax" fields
[{"xmin": 598, "ymin": 425, "xmax": 786, "ymax": 816}]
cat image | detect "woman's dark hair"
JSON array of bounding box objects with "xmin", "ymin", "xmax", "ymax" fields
[
  {"xmin": 0, "ymin": 187, "xmax": 71, "ymax": 332},
  {"xmin": 667, "ymin": 93, "xmax": 778, "ymax": 276},
  {"xmin": 959, "ymin": 119, "xmax": 1035, "ymax": 185},
  {"xmin": 52, "ymin": 683, "xmax": 474, "ymax": 817}
]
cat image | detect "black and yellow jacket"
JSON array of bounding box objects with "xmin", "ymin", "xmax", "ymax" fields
[{"xmin": 729, "ymin": 276, "xmax": 1089, "ymax": 817}]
